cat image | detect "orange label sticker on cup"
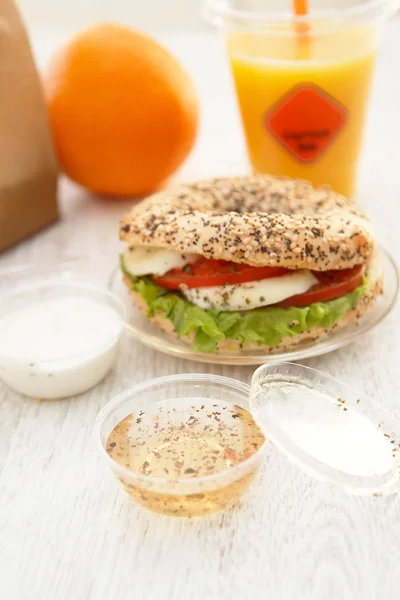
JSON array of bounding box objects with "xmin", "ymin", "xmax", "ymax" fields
[{"xmin": 265, "ymin": 84, "xmax": 347, "ymax": 163}]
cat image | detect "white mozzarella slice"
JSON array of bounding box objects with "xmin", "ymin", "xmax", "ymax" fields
[
  {"xmin": 182, "ymin": 270, "xmax": 318, "ymax": 311},
  {"xmin": 123, "ymin": 247, "xmax": 199, "ymax": 277}
]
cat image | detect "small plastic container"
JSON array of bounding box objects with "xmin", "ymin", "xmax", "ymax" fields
[
  {"xmin": 96, "ymin": 374, "xmax": 266, "ymax": 517},
  {"xmin": 96, "ymin": 363, "xmax": 400, "ymax": 517},
  {"xmin": 0, "ymin": 275, "xmax": 126, "ymax": 399}
]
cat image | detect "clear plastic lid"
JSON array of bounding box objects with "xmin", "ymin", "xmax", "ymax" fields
[{"xmin": 250, "ymin": 362, "xmax": 400, "ymax": 496}]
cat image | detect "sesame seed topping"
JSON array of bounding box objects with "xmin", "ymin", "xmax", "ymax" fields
[{"xmin": 119, "ymin": 174, "xmax": 374, "ymax": 271}]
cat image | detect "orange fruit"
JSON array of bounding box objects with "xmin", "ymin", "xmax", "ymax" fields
[{"xmin": 43, "ymin": 23, "xmax": 199, "ymax": 197}]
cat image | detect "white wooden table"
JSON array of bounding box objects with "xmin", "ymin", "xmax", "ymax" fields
[{"xmin": 1, "ymin": 24, "xmax": 400, "ymax": 600}]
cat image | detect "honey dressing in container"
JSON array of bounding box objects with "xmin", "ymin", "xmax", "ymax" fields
[{"xmin": 97, "ymin": 364, "xmax": 400, "ymax": 517}]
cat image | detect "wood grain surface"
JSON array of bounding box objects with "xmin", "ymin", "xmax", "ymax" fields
[{"xmin": 1, "ymin": 25, "xmax": 400, "ymax": 600}]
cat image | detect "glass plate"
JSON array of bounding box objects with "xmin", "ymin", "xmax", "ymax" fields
[{"xmin": 109, "ymin": 245, "xmax": 399, "ymax": 365}]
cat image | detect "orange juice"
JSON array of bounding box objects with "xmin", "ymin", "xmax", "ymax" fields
[{"xmin": 228, "ymin": 26, "xmax": 377, "ymax": 197}]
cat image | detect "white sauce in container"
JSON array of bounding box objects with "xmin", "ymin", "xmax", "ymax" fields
[{"xmin": 0, "ymin": 295, "xmax": 124, "ymax": 399}]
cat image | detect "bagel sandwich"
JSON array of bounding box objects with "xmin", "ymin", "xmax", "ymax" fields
[{"xmin": 119, "ymin": 175, "xmax": 383, "ymax": 354}]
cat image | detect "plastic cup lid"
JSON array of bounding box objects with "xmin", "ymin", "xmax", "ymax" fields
[{"xmin": 250, "ymin": 362, "xmax": 400, "ymax": 496}]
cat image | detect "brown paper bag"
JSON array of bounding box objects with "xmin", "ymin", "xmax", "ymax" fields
[{"xmin": 0, "ymin": 0, "xmax": 58, "ymax": 252}]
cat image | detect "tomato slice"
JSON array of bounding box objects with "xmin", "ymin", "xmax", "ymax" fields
[
  {"xmin": 153, "ymin": 256, "xmax": 365, "ymax": 307},
  {"xmin": 277, "ymin": 264, "xmax": 365, "ymax": 307},
  {"xmin": 152, "ymin": 257, "xmax": 289, "ymax": 289}
]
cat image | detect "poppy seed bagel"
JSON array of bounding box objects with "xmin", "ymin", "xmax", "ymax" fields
[{"xmin": 120, "ymin": 175, "xmax": 375, "ymax": 271}]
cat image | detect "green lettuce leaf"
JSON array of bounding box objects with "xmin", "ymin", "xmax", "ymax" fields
[{"xmin": 121, "ymin": 256, "xmax": 366, "ymax": 353}]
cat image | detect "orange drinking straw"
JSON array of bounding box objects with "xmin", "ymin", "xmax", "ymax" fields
[
  {"xmin": 293, "ymin": 0, "xmax": 310, "ymax": 58},
  {"xmin": 294, "ymin": 0, "xmax": 309, "ymax": 19}
]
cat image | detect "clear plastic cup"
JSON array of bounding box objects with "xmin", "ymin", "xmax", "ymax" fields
[
  {"xmin": 205, "ymin": 0, "xmax": 398, "ymax": 197},
  {"xmin": 96, "ymin": 374, "xmax": 267, "ymax": 517}
]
